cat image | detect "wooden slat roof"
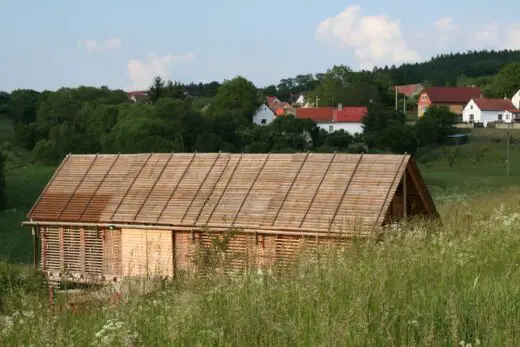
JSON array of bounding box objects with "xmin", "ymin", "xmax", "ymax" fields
[{"xmin": 27, "ymin": 153, "xmax": 434, "ymax": 235}]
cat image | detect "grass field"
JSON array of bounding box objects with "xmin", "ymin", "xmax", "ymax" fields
[
  {"xmin": 2, "ymin": 190, "xmax": 520, "ymax": 345},
  {"xmin": 0, "ymin": 116, "xmax": 55, "ymax": 263}
]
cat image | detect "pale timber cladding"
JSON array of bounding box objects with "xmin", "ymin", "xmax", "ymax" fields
[{"xmin": 25, "ymin": 152, "xmax": 437, "ymax": 282}]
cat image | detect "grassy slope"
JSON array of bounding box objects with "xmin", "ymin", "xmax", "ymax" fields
[
  {"xmin": 2, "ymin": 190, "xmax": 520, "ymax": 345},
  {"xmin": 0, "ymin": 116, "xmax": 55, "ymax": 263}
]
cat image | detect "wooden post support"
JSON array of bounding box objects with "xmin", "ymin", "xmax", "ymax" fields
[
  {"xmin": 59, "ymin": 227, "xmax": 64, "ymax": 271},
  {"xmin": 403, "ymin": 167, "xmax": 408, "ymax": 219},
  {"xmin": 80, "ymin": 228, "xmax": 85, "ymax": 276},
  {"xmin": 32, "ymin": 227, "xmax": 38, "ymax": 270}
]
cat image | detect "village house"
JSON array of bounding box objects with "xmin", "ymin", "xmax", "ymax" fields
[
  {"xmin": 395, "ymin": 84, "xmax": 424, "ymax": 98},
  {"xmin": 512, "ymin": 89, "xmax": 520, "ymax": 109},
  {"xmin": 252, "ymin": 103, "xmax": 276, "ymax": 125},
  {"xmin": 290, "ymin": 92, "xmax": 307, "ymax": 106},
  {"xmin": 462, "ymin": 98, "xmax": 520, "ymax": 126},
  {"xmin": 127, "ymin": 91, "xmax": 148, "ymax": 103},
  {"xmin": 253, "ymin": 97, "xmax": 294, "ymax": 125},
  {"xmin": 417, "ymin": 87, "xmax": 482, "ymax": 119},
  {"xmin": 24, "ymin": 152, "xmax": 438, "ymax": 285},
  {"xmin": 294, "ymin": 105, "xmax": 367, "ymax": 135}
]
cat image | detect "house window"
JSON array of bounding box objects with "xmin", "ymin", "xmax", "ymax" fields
[
  {"xmin": 329, "ymin": 125, "xmax": 334, "ymax": 132},
  {"xmin": 505, "ymin": 114, "xmax": 510, "ymax": 120},
  {"xmin": 470, "ymin": 105, "xmax": 473, "ymax": 110},
  {"xmin": 261, "ymin": 119, "xmax": 267, "ymax": 124},
  {"xmin": 469, "ymin": 114, "xmax": 474, "ymax": 121},
  {"xmin": 498, "ymin": 114, "xmax": 503, "ymax": 120}
]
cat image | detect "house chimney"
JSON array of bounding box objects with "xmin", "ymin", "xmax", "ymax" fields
[{"xmin": 338, "ymin": 103, "xmax": 343, "ymax": 110}]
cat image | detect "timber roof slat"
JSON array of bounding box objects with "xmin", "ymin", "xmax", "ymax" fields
[
  {"xmin": 155, "ymin": 153, "xmax": 197, "ymax": 223},
  {"xmin": 27, "ymin": 152, "xmax": 437, "ymax": 235}
]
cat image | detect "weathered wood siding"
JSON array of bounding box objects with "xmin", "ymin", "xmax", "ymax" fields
[{"xmin": 40, "ymin": 226, "xmax": 116, "ymax": 280}]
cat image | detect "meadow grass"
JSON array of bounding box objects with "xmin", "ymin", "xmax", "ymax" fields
[
  {"xmin": 0, "ymin": 164, "xmax": 54, "ymax": 264},
  {"xmin": 1, "ymin": 190, "xmax": 520, "ymax": 346}
]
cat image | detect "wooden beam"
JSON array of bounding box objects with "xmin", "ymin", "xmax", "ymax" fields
[
  {"xmin": 32, "ymin": 227, "xmax": 38, "ymax": 270},
  {"xmin": 24, "ymin": 220, "xmax": 372, "ymax": 239},
  {"xmin": 271, "ymin": 152, "xmax": 310, "ymax": 226},
  {"xmin": 329, "ymin": 153, "xmax": 364, "ymax": 227},
  {"xmin": 80, "ymin": 228, "xmax": 85, "ymax": 276},
  {"xmin": 110, "ymin": 153, "xmax": 153, "ymax": 220},
  {"xmin": 180, "ymin": 152, "xmax": 222, "ymax": 224},
  {"xmin": 156, "ymin": 153, "xmax": 197, "ymax": 222},
  {"xmin": 403, "ymin": 170, "xmax": 408, "ymax": 219},
  {"xmin": 232, "ymin": 153, "xmax": 270, "ymax": 225},
  {"xmin": 373, "ymin": 155, "xmax": 408, "ymax": 228},
  {"xmin": 199, "ymin": 153, "xmax": 236, "ymax": 224},
  {"xmin": 57, "ymin": 154, "xmax": 99, "ymax": 219},
  {"xmin": 59, "ymin": 227, "xmax": 64, "ymax": 271},
  {"xmin": 27, "ymin": 153, "xmax": 71, "ymax": 218},
  {"xmin": 79, "ymin": 153, "xmax": 121, "ymax": 221},
  {"xmin": 133, "ymin": 152, "xmax": 175, "ymax": 221},
  {"xmin": 41, "ymin": 227, "xmax": 47, "ymax": 271},
  {"xmin": 299, "ymin": 152, "xmax": 337, "ymax": 228}
]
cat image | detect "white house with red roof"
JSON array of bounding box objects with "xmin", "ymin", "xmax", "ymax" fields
[
  {"xmin": 462, "ymin": 98, "xmax": 520, "ymax": 126},
  {"xmin": 254, "ymin": 97, "xmax": 294, "ymax": 125},
  {"xmin": 127, "ymin": 90, "xmax": 148, "ymax": 103},
  {"xmin": 294, "ymin": 105, "xmax": 367, "ymax": 135},
  {"xmin": 253, "ymin": 103, "xmax": 276, "ymax": 125}
]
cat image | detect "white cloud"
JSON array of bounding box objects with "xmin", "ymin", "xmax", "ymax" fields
[
  {"xmin": 106, "ymin": 38, "xmax": 122, "ymax": 49},
  {"xmin": 77, "ymin": 38, "xmax": 122, "ymax": 53},
  {"xmin": 473, "ymin": 23, "xmax": 500, "ymax": 48},
  {"xmin": 505, "ymin": 25, "xmax": 520, "ymax": 49},
  {"xmin": 127, "ymin": 53, "xmax": 195, "ymax": 90},
  {"xmin": 433, "ymin": 17, "xmax": 458, "ymax": 49},
  {"xmin": 315, "ymin": 5, "xmax": 420, "ymax": 69},
  {"xmin": 471, "ymin": 24, "xmax": 520, "ymax": 50}
]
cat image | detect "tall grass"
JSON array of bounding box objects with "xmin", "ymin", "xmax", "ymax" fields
[{"xmin": 1, "ymin": 190, "xmax": 520, "ymax": 345}]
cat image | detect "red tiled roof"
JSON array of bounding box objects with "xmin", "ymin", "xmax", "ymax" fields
[
  {"xmin": 395, "ymin": 84, "xmax": 423, "ymax": 97},
  {"xmin": 268, "ymin": 101, "xmax": 291, "ymax": 112},
  {"xmin": 267, "ymin": 96, "xmax": 279, "ymax": 104},
  {"xmin": 333, "ymin": 107, "xmax": 368, "ymax": 123},
  {"xmin": 473, "ymin": 98, "xmax": 519, "ymax": 112},
  {"xmin": 128, "ymin": 91, "xmax": 147, "ymax": 96},
  {"xmin": 295, "ymin": 107, "xmax": 333, "ymax": 122},
  {"xmin": 424, "ymin": 87, "xmax": 481, "ymax": 103}
]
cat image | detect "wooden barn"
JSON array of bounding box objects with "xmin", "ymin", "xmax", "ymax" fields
[{"xmin": 23, "ymin": 152, "xmax": 437, "ymax": 284}]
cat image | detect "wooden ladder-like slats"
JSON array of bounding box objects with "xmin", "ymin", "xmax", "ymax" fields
[
  {"xmin": 57, "ymin": 154, "xmax": 99, "ymax": 219},
  {"xmin": 270, "ymin": 153, "xmax": 310, "ymax": 226}
]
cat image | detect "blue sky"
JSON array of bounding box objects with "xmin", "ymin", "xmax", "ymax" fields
[{"xmin": 0, "ymin": 1, "xmax": 518, "ymax": 92}]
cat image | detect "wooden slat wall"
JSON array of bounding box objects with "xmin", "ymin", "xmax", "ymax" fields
[{"xmin": 40, "ymin": 226, "xmax": 105, "ymax": 277}]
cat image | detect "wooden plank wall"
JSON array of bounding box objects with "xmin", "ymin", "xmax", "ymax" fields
[{"xmin": 121, "ymin": 229, "xmax": 173, "ymax": 278}]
